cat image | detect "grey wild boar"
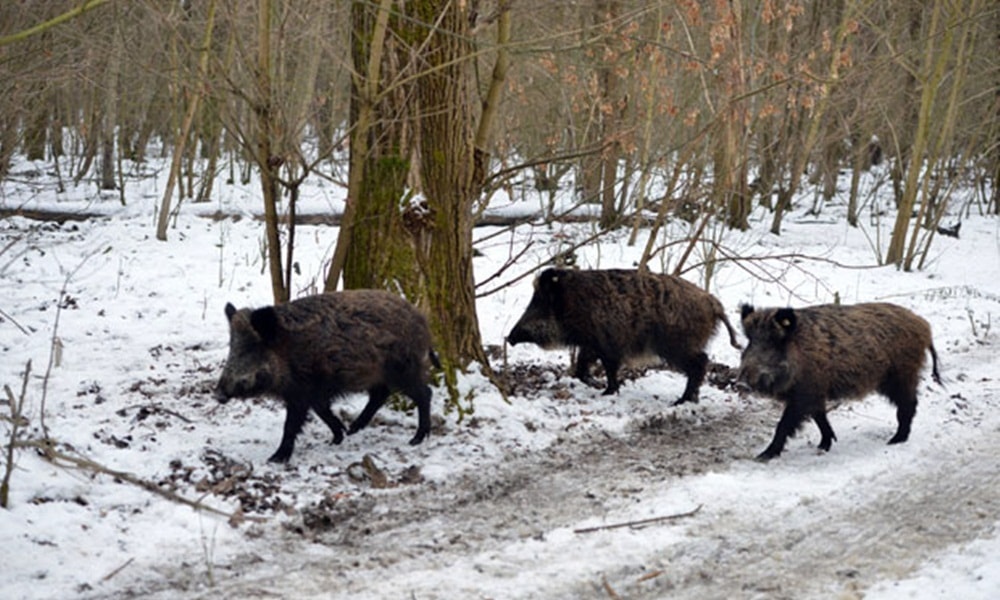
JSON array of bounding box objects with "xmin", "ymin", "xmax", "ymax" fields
[
  {"xmin": 507, "ymin": 268, "xmax": 741, "ymax": 403},
  {"xmin": 214, "ymin": 291, "xmax": 438, "ymax": 463},
  {"xmin": 738, "ymin": 302, "xmax": 942, "ymax": 461}
]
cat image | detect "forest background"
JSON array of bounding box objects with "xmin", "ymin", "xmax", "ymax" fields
[{"xmin": 1, "ymin": 0, "xmax": 998, "ymax": 401}]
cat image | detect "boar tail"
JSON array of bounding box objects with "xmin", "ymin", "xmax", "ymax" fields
[
  {"xmin": 719, "ymin": 311, "xmax": 742, "ymax": 350},
  {"xmin": 429, "ymin": 349, "xmax": 443, "ymax": 370},
  {"xmin": 928, "ymin": 343, "xmax": 943, "ymax": 386}
]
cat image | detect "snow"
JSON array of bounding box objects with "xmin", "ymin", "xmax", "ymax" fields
[{"xmin": 1, "ymin": 156, "xmax": 998, "ymax": 599}]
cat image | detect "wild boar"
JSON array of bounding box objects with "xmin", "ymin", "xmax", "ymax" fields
[
  {"xmin": 214, "ymin": 291, "xmax": 438, "ymax": 463},
  {"xmin": 507, "ymin": 268, "xmax": 741, "ymax": 403},
  {"xmin": 738, "ymin": 302, "xmax": 942, "ymax": 461}
]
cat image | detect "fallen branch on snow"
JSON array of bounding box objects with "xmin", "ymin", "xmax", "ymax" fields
[
  {"xmin": 573, "ymin": 504, "xmax": 702, "ymax": 534},
  {"xmin": 14, "ymin": 437, "xmax": 255, "ymax": 524}
]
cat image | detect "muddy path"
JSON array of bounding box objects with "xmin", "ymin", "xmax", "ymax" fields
[{"xmin": 115, "ymin": 396, "xmax": 770, "ymax": 599}]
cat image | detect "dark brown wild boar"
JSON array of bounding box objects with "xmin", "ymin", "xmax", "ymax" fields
[
  {"xmin": 214, "ymin": 291, "xmax": 438, "ymax": 463},
  {"xmin": 507, "ymin": 268, "xmax": 741, "ymax": 403},
  {"xmin": 738, "ymin": 302, "xmax": 942, "ymax": 461}
]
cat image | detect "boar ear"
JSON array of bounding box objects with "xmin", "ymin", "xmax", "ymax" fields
[
  {"xmin": 773, "ymin": 308, "xmax": 797, "ymax": 336},
  {"xmin": 224, "ymin": 303, "xmax": 237, "ymax": 321},
  {"xmin": 740, "ymin": 304, "xmax": 755, "ymax": 320},
  {"xmin": 249, "ymin": 307, "xmax": 280, "ymax": 344}
]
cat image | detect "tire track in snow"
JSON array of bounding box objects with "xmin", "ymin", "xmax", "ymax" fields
[{"xmin": 580, "ymin": 424, "xmax": 1000, "ymax": 599}]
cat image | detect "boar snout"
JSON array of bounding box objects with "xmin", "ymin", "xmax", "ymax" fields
[
  {"xmin": 506, "ymin": 325, "xmax": 529, "ymax": 346},
  {"xmin": 737, "ymin": 361, "xmax": 786, "ymax": 395},
  {"xmin": 212, "ymin": 385, "xmax": 231, "ymax": 404},
  {"xmin": 214, "ymin": 370, "xmax": 272, "ymax": 402}
]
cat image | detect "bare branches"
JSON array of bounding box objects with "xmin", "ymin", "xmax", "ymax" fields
[
  {"xmin": 0, "ymin": 0, "xmax": 113, "ymax": 48},
  {"xmin": 1, "ymin": 361, "xmax": 31, "ymax": 509}
]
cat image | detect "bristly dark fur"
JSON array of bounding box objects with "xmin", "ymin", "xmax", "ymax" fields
[
  {"xmin": 215, "ymin": 291, "xmax": 437, "ymax": 463},
  {"xmin": 507, "ymin": 268, "xmax": 741, "ymax": 403},
  {"xmin": 738, "ymin": 302, "xmax": 942, "ymax": 461}
]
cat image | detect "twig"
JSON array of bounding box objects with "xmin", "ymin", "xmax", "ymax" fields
[
  {"xmin": 14, "ymin": 438, "xmax": 241, "ymax": 520},
  {"xmin": 40, "ymin": 249, "xmax": 102, "ymax": 440},
  {"xmin": 0, "ymin": 306, "xmax": 30, "ymax": 335},
  {"xmin": 2, "ymin": 361, "xmax": 31, "ymax": 509},
  {"xmin": 602, "ymin": 576, "xmax": 621, "ymax": 599},
  {"xmin": 473, "ymin": 239, "xmax": 535, "ymax": 292},
  {"xmin": 574, "ymin": 504, "xmax": 702, "ymax": 534},
  {"xmin": 119, "ymin": 403, "xmax": 193, "ymax": 424},
  {"xmin": 101, "ymin": 557, "xmax": 135, "ymax": 581}
]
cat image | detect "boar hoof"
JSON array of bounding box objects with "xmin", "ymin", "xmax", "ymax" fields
[
  {"xmin": 601, "ymin": 383, "xmax": 621, "ymax": 396},
  {"xmin": 330, "ymin": 431, "xmax": 344, "ymax": 445},
  {"xmin": 672, "ymin": 395, "xmax": 699, "ymax": 407},
  {"xmin": 408, "ymin": 432, "xmax": 427, "ymax": 446},
  {"xmin": 755, "ymin": 449, "xmax": 780, "ymax": 462},
  {"xmin": 887, "ymin": 433, "xmax": 909, "ymax": 445},
  {"xmin": 268, "ymin": 450, "xmax": 292, "ymax": 463}
]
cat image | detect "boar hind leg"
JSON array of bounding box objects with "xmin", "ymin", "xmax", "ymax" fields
[
  {"xmin": 883, "ymin": 376, "xmax": 918, "ymax": 445},
  {"xmin": 270, "ymin": 401, "xmax": 309, "ymax": 463},
  {"xmin": 758, "ymin": 403, "xmax": 807, "ymax": 461},
  {"xmin": 887, "ymin": 395, "xmax": 917, "ymax": 445},
  {"xmin": 402, "ymin": 383, "xmax": 432, "ymax": 445},
  {"xmin": 599, "ymin": 356, "xmax": 623, "ymax": 395},
  {"xmin": 813, "ymin": 412, "xmax": 837, "ymax": 452},
  {"xmin": 310, "ymin": 399, "xmax": 346, "ymax": 445},
  {"xmin": 348, "ymin": 385, "xmax": 390, "ymax": 436},
  {"xmin": 673, "ymin": 351, "xmax": 708, "ymax": 406}
]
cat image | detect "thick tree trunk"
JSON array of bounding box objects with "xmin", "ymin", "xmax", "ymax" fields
[
  {"xmin": 341, "ymin": 0, "xmax": 416, "ymax": 293},
  {"xmin": 324, "ymin": 0, "xmax": 397, "ymax": 292},
  {"xmin": 409, "ymin": 0, "xmax": 494, "ymax": 386}
]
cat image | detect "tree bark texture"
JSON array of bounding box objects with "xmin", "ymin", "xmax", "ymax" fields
[{"xmin": 409, "ymin": 0, "xmax": 489, "ymax": 374}]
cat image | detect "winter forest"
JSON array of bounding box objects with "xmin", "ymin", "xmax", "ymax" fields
[{"xmin": 2, "ymin": 1, "xmax": 1000, "ymax": 599}]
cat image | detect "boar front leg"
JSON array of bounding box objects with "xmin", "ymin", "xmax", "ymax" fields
[
  {"xmin": 757, "ymin": 400, "xmax": 808, "ymax": 461},
  {"xmin": 310, "ymin": 397, "xmax": 347, "ymax": 445},
  {"xmin": 572, "ymin": 347, "xmax": 601, "ymax": 388},
  {"xmin": 270, "ymin": 399, "xmax": 309, "ymax": 463},
  {"xmin": 348, "ymin": 385, "xmax": 390, "ymax": 436}
]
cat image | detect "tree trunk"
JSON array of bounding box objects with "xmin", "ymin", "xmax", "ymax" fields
[
  {"xmin": 99, "ymin": 26, "xmax": 121, "ymax": 192},
  {"xmin": 770, "ymin": 0, "xmax": 852, "ymax": 235},
  {"xmin": 256, "ymin": 0, "xmax": 287, "ymax": 303},
  {"xmin": 713, "ymin": 0, "xmax": 750, "ymax": 231},
  {"xmin": 324, "ymin": 0, "xmax": 397, "ymax": 292},
  {"xmin": 156, "ymin": 0, "xmax": 217, "ymax": 238},
  {"xmin": 409, "ymin": 0, "xmax": 493, "ymax": 380},
  {"xmin": 24, "ymin": 91, "xmax": 49, "ymax": 161},
  {"xmin": 886, "ymin": 0, "xmax": 959, "ymax": 267}
]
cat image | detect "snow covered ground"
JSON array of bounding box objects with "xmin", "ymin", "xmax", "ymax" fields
[{"xmin": 1, "ymin": 158, "xmax": 997, "ymax": 599}]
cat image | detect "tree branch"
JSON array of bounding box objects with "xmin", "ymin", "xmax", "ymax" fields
[{"xmin": 0, "ymin": 0, "xmax": 113, "ymax": 48}]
